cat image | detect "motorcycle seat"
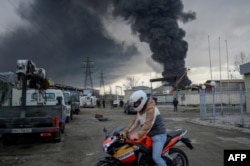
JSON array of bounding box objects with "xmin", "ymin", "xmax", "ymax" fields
[{"xmin": 167, "ymin": 130, "xmax": 185, "ymax": 138}]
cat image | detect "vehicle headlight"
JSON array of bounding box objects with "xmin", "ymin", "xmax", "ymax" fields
[{"xmin": 103, "ymin": 145, "xmax": 108, "ymax": 152}]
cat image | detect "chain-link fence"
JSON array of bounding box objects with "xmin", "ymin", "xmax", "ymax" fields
[{"xmin": 199, "ymin": 84, "xmax": 250, "ymax": 127}]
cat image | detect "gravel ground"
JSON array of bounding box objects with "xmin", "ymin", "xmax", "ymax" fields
[{"xmin": 0, "ymin": 104, "xmax": 249, "ymax": 166}]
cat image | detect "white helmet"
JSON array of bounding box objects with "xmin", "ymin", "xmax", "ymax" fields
[{"xmin": 129, "ymin": 90, "xmax": 148, "ymax": 112}]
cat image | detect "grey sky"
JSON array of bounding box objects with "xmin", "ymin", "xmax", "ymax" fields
[
  {"xmin": 183, "ymin": 0, "xmax": 250, "ymax": 83},
  {"xmin": 0, "ymin": 0, "xmax": 249, "ymax": 89}
]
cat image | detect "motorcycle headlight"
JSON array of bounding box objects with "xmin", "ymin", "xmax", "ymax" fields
[{"xmin": 103, "ymin": 145, "xmax": 109, "ymax": 152}]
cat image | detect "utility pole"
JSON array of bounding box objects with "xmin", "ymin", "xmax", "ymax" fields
[
  {"xmin": 218, "ymin": 37, "xmax": 223, "ymax": 116},
  {"xmin": 99, "ymin": 70, "xmax": 105, "ymax": 95},
  {"xmin": 225, "ymin": 40, "xmax": 229, "ymax": 87},
  {"xmin": 208, "ymin": 35, "xmax": 213, "ymax": 80},
  {"xmin": 225, "ymin": 40, "xmax": 230, "ymax": 106},
  {"xmin": 218, "ymin": 37, "xmax": 222, "ymax": 83},
  {"xmin": 82, "ymin": 57, "xmax": 94, "ymax": 89}
]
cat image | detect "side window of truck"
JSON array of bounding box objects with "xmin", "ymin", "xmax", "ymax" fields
[{"xmin": 31, "ymin": 93, "xmax": 38, "ymax": 100}]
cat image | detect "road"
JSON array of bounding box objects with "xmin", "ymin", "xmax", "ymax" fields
[{"xmin": 0, "ymin": 104, "xmax": 250, "ymax": 166}]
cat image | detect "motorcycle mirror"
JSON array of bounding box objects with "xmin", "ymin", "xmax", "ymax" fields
[
  {"xmin": 103, "ymin": 127, "xmax": 107, "ymax": 133},
  {"xmin": 113, "ymin": 131, "xmax": 119, "ymax": 136},
  {"xmin": 103, "ymin": 128, "xmax": 109, "ymax": 138}
]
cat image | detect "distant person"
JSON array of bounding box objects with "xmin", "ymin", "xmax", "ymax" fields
[
  {"xmin": 173, "ymin": 98, "xmax": 178, "ymax": 112},
  {"xmin": 102, "ymin": 99, "xmax": 105, "ymax": 108},
  {"xmin": 97, "ymin": 99, "xmax": 101, "ymax": 108},
  {"xmin": 119, "ymin": 100, "xmax": 124, "ymax": 108}
]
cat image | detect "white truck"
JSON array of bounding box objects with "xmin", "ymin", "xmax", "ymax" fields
[
  {"xmin": 80, "ymin": 93, "xmax": 97, "ymax": 108},
  {"xmin": 0, "ymin": 60, "xmax": 65, "ymax": 144}
]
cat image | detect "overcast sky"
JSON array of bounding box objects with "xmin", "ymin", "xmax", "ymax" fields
[{"xmin": 0, "ymin": 0, "xmax": 249, "ymax": 91}]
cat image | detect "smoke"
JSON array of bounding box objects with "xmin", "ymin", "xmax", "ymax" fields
[
  {"xmin": 112, "ymin": 0, "xmax": 196, "ymax": 88},
  {"xmin": 0, "ymin": 0, "xmax": 138, "ymax": 87},
  {"xmin": 0, "ymin": 0, "xmax": 195, "ymax": 89}
]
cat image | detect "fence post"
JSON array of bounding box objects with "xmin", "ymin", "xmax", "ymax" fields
[
  {"xmin": 199, "ymin": 86, "xmax": 206, "ymax": 119},
  {"xmin": 212, "ymin": 86, "xmax": 216, "ymax": 123},
  {"xmin": 210, "ymin": 81, "xmax": 216, "ymax": 123},
  {"xmin": 240, "ymin": 84, "xmax": 244, "ymax": 126}
]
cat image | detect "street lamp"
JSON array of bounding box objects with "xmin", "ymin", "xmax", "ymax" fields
[
  {"xmin": 210, "ymin": 81, "xmax": 216, "ymax": 87},
  {"xmin": 210, "ymin": 81, "xmax": 216, "ymax": 123}
]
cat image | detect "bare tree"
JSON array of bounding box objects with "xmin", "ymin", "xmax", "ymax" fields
[
  {"xmin": 123, "ymin": 75, "xmax": 140, "ymax": 90},
  {"xmin": 234, "ymin": 51, "xmax": 250, "ymax": 72}
]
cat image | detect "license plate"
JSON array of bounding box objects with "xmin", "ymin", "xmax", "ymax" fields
[{"xmin": 12, "ymin": 128, "xmax": 32, "ymax": 133}]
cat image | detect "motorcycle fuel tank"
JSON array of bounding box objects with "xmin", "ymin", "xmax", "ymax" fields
[{"xmin": 113, "ymin": 145, "xmax": 138, "ymax": 163}]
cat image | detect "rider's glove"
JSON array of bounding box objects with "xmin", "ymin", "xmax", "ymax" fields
[
  {"xmin": 129, "ymin": 134, "xmax": 139, "ymax": 140},
  {"xmin": 120, "ymin": 131, "xmax": 128, "ymax": 138}
]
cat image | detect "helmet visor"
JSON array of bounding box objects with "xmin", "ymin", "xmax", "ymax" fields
[{"xmin": 132, "ymin": 98, "xmax": 142, "ymax": 108}]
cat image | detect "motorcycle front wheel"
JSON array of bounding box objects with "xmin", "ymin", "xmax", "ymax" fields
[
  {"xmin": 95, "ymin": 161, "xmax": 110, "ymax": 166},
  {"xmin": 165, "ymin": 148, "xmax": 189, "ymax": 166}
]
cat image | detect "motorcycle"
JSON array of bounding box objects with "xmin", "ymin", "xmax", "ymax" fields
[{"xmin": 95, "ymin": 126, "xmax": 193, "ymax": 166}]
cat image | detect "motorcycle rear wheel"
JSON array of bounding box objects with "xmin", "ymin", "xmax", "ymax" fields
[{"xmin": 166, "ymin": 148, "xmax": 189, "ymax": 166}]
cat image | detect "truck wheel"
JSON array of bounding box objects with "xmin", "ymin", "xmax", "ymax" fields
[
  {"xmin": 2, "ymin": 134, "xmax": 11, "ymax": 146},
  {"xmin": 53, "ymin": 132, "xmax": 61, "ymax": 143}
]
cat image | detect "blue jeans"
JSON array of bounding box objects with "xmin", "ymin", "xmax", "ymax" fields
[{"xmin": 152, "ymin": 133, "xmax": 167, "ymax": 166}]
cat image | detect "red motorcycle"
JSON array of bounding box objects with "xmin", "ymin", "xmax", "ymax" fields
[{"xmin": 95, "ymin": 126, "xmax": 193, "ymax": 166}]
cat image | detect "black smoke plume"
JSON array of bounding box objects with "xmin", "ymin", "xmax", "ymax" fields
[
  {"xmin": 0, "ymin": 0, "xmax": 195, "ymax": 89},
  {"xmin": 112, "ymin": 0, "xmax": 196, "ymax": 88}
]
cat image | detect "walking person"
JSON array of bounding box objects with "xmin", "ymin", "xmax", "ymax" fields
[
  {"xmin": 96, "ymin": 99, "xmax": 101, "ymax": 108},
  {"xmin": 102, "ymin": 99, "xmax": 105, "ymax": 108},
  {"xmin": 120, "ymin": 90, "xmax": 167, "ymax": 166},
  {"xmin": 173, "ymin": 97, "xmax": 178, "ymax": 112}
]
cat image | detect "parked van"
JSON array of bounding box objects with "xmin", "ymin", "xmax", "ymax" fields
[
  {"xmin": 70, "ymin": 90, "xmax": 80, "ymax": 114},
  {"xmin": 80, "ymin": 93, "xmax": 97, "ymax": 108},
  {"xmin": 63, "ymin": 90, "xmax": 73, "ymax": 122}
]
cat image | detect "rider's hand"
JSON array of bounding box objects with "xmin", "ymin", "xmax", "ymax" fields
[
  {"xmin": 119, "ymin": 131, "xmax": 128, "ymax": 138},
  {"xmin": 129, "ymin": 134, "xmax": 139, "ymax": 140}
]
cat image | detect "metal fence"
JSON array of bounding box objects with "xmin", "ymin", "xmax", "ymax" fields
[{"xmin": 199, "ymin": 84, "xmax": 250, "ymax": 127}]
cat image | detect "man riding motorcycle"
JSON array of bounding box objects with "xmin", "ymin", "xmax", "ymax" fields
[{"xmin": 120, "ymin": 90, "xmax": 167, "ymax": 166}]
